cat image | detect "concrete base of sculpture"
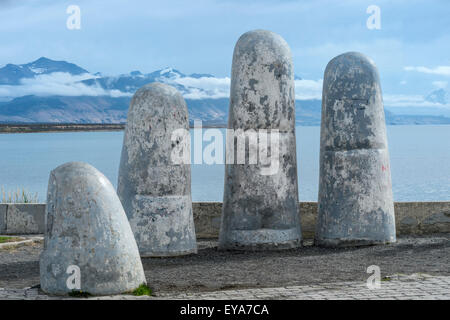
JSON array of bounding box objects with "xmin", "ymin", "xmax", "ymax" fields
[
  {"xmin": 127, "ymin": 195, "xmax": 197, "ymax": 257},
  {"xmin": 316, "ymin": 149, "xmax": 396, "ymax": 247}
]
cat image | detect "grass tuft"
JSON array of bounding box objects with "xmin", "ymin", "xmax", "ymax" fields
[
  {"xmin": 1, "ymin": 186, "xmax": 39, "ymax": 204},
  {"xmin": 68, "ymin": 290, "xmax": 92, "ymax": 298},
  {"xmin": 0, "ymin": 236, "xmax": 23, "ymax": 244},
  {"xmin": 131, "ymin": 283, "xmax": 152, "ymax": 296}
]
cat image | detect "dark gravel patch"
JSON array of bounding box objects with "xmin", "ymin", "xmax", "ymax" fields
[
  {"xmin": 0, "ymin": 243, "xmax": 41, "ymax": 289},
  {"xmin": 1, "ymin": 234, "xmax": 449, "ymax": 293}
]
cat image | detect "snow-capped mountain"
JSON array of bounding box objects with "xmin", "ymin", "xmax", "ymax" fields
[
  {"xmin": 0, "ymin": 58, "xmax": 231, "ymax": 124},
  {"xmin": 426, "ymin": 88, "xmax": 449, "ymax": 105},
  {"xmin": 0, "ymin": 57, "xmax": 449, "ymax": 125},
  {"xmin": 0, "ymin": 57, "xmax": 88, "ymax": 85},
  {"xmin": 81, "ymin": 67, "xmax": 229, "ymax": 100}
]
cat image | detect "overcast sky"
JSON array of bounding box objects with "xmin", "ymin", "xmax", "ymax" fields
[{"xmin": 0, "ymin": 0, "xmax": 449, "ymax": 104}]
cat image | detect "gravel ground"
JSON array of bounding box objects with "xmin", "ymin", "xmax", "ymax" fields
[{"xmin": 0, "ymin": 234, "xmax": 449, "ymax": 294}]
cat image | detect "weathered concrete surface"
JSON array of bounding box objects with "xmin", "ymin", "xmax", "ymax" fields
[
  {"xmin": 316, "ymin": 52, "xmax": 395, "ymax": 247},
  {"xmin": 0, "ymin": 204, "xmax": 46, "ymax": 235},
  {"xmin": 193, "ymin": 202, "xmax": 222, "ymax": 238},
  {"xmin": 395, "ymin": 202, "xmax": 450, "ymax": 235},
  {"xmin": 118, "ymin": 82, "xmax": 197, "ymax": 257},
  {"xmin": 4, "ymin": 204, "xmax": 45, "ymax": 235},
  {"xmin": 2, "ymin": 202, "xmax": 449, "ymax": 238},
  {"xmin": 220, "ymin": 30, "xmax": 301, "ymax": 250},
  {"xmin": 0, "ymin": 205, "xmax": 6, "ymax": 233},
  {"xmin": 197, "ymin": 202, "xmax": 450, "ymax": 239},
  {"xmin": 40, "ymin": 162, "xmax": 146, "ymax": 296}
]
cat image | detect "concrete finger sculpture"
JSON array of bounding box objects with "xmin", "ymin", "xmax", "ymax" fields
[
  {"xmin": 219, "ymin": 30, "xmax": 302, "ymax": 250},
  {"xmin": 316, "ymin": 52, "xmax": 396, "ymax": 247},
  {"xmin": 40, "ymin": 162, "xmax": 146, "ymax": 296},
  {"xmin": 118, "ymin": 82, "xmax": 197, "ymax": 257}
]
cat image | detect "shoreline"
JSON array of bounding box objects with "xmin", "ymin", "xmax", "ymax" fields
[
  {"xmin": 1, "ymin": 122, "xmax": 450, "ymax": 134},
  {"xmin": 0, "ymin": 123, "xmax": 125, "ymax": 134},
  {"xmin": 0, "ymin": 123, "xmax": 227, "ymax": 134}
]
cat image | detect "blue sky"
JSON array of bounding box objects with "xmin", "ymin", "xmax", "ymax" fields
[{"xmin": 1, "ymin": 0, "xmax": 449, "ymax": 107}]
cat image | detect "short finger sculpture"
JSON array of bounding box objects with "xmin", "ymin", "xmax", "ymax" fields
[
  {"xmin": 316, "ymin": 52, "xmax": 396, "ymax": 247},
  {"xmin": 40, "ymin": 162, "xmax": 146, "ymax": 295}
]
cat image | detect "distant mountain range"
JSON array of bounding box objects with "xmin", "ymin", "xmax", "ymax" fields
[
  {"xmin": 0, "ymin": 57, "xmax": 89, "ymax": 87},
  {"xmin": 0, "ymin": 57, "xmax": 449, "ymax": 126}
]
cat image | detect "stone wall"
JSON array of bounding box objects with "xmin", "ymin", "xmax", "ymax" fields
[
  {"xmin": 0, "ymin": 204, "xmax": 46, "ymax": 234},
  {"xmin": 1, "ymin": 202, "xmax": 449, "ymax": 237},
  {"xmin": 194, "ymin": 202, "xmax": 450, "ymax": 239}
]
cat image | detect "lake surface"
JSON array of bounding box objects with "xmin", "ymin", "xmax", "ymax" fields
[{"xmin": 0, "ymin": 125, "xmax": 449, "ymax": 202}]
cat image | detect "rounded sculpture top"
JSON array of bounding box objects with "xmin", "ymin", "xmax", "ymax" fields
[
  {"xmin": 47, "ymin": 162, "xmax": 125, "ymax": 232},
  {"xmin": 124, "ymin": 82, "xmax": 189, "ymax": 167},
  {"xmin": 234, "ymin": 30, "xmax": 292, "ymax": 65},
  {"xmin": 46, "ymin": 161, "xmax": 133, "ymax": 249},
  {"xmin": 49, "ymin": 161, "xmax": 113, "ymax": 194},
  {"xmin": 130, "ymin": 82, "xmax": 188, "ymax": 124},
  {"xmin": 321, "ymin": 52, "xmax": 387, "ymax": 151},
  {"xmin": 324, "ymin": 52, "xmax": 380, "ymax": 101},
  {"xmin": 118, "ymin": 82, "xmax": 191, "ymax": 198},
  {"xmin": 46, "ymin": 161, "xmax": 134, "ymax": 252},
  {"xmin": 229, "ymin": 29, "xmax": 295, "ymax": 130},
  {"xmin": 42, "ymin": 161, "xmax": 146, "ymax": 295}
]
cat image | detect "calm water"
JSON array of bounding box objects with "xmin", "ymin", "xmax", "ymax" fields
[{"xmin": 0, "ymin": 125, "xmax": 449, "ymax": 202}]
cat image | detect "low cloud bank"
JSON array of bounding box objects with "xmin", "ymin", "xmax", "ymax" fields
[
  {"xmin": 384, "ymin": 94, "xmax": 449, "ymax": 109},
  {"xmin": 170, "ymin": 76, "xmax": 231, "ymax": 99},
  {"xmin": 0, "ymin": 72, "xmax": 131, "ymax": 99},
  {"xmin": 1, "ymin": 70, "xmax": 448, "ymax": 111},
  {"xmin": 166, "ymin": 75, "xmax": 324, "ymax": 100},
  {"xmin": 294, "ymin": 79, "xmax": 323, "ymax": 100},
  {"xmin": 404, "ymin": 66, "xmax": 450, "ymax": 76}
]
